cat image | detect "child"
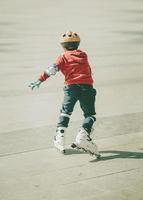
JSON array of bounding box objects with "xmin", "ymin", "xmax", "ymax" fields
[{"xmin": 29, "ymin": 31, "xmax": 100, "ymax": 158}]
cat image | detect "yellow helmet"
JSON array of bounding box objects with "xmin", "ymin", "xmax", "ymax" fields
[{"xmin": 60, "ymin": 31, "xmax": 80, "ymax": 50}]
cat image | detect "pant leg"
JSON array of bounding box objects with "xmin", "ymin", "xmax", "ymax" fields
[
  {"xmin": 57, "ymin": 85, "xmax": 79, "ymax": 128},
  {"xmin": 79, "ymin": 85, "xmax": 97, "ymax": 133}
]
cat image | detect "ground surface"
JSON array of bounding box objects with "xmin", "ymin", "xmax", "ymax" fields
[{"xmin": 0, "ymin": 0, "xmax": 143, "ymax": 199}]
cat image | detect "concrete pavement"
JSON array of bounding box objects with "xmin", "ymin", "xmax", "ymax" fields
[
  {"xmin": 0, "ymin": 0, "xmax": 143, "ymax": 199},
  {"xmin": 0, "ymin": 132, "xmax": 143, "ymax": 200}
]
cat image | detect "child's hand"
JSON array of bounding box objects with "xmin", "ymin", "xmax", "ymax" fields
[{"xmin": 29, "ymin": 80, "xmax": 42, "ymax": 90}]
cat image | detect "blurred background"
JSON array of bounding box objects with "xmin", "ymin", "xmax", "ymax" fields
[{"xmin": 0, "ymin": 0, "xmax": 143, "ymax": 155}]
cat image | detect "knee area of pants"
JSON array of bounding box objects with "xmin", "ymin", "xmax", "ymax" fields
[
  {"xmin": 89, "ymin": 116, "xmax": 96, "ymax": 122},
  {"xmin": 60, "ymin": 112, "xmax": 71, "ymax": 118},
  {"xmin": 58, "ymin": 112, "xmax": 71, "ymax": 127},
  {"xmin": 90, "ymin": 116, "xmax": 96, "ymax": 122}
]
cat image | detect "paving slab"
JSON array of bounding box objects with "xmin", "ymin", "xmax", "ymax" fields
[{"xmin": 0, "ymin": 132, "xmax": 143, "ymax": 200}]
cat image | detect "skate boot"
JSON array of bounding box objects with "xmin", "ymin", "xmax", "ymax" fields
[
  {"xmin": 71, "ymin": 128, "xmax": 101, "ymax": 159},
  {"xmin": 54, "ymin": 127, "xmax": 66, "ymax": 154}
]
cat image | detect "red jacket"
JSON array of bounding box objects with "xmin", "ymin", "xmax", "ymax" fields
[{"xmin": 39, "ymin": 50, "xmax": 93, "ymax": 86}]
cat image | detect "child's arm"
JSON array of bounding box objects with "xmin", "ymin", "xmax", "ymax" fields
[{"xmin": 29, "ymin": 64, "xmax": 59, "ymax": 90}]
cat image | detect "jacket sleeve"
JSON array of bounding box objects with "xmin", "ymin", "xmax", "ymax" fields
[
  {"xmin": 38, "ymin": 64, "xmax": 59, "ymax": 82},
  {"xmin": 54, "ymin": 54, "xmax": 64, "ymax": 70}
]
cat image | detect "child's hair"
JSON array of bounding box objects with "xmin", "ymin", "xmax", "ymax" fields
[{"xmin": 60, "ymin": 31, "xmax": 80, "ymax": 50}]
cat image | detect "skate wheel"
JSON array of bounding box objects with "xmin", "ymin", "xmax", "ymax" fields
[
  {"xmin": 96, "ymin": 154, "xmax": 101, "ymax": 159},
  {"xmin": 62, "ymin": 149, "xmax": 66, "ymax": 154},
  {"xmin": 55, "ymin": 147, "xmax": 66, "ymax": 154},
  {"xmin": 71, "ymin": 143, "xmax": 77, "ymax": 148}
]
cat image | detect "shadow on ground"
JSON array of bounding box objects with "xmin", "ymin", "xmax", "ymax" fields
[
  {"xmin": 89, "ymin": 150, "xmax": 143, "ymax": 162},
  {"xmin": 65, "ymin": 148, "xmax": 86, "ymax": 155},
  {"xmin": 65, "ymin": 148, "xmax": 143, "ymax": 161}
]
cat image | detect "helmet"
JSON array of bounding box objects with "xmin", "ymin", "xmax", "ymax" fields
[
  {"xmin": 60, "ymin": 31, "xmax": 80, "ymax": 43},
  {"xmin": 60, "ymin": 31, "xmax": 80, "ymax": 50}
]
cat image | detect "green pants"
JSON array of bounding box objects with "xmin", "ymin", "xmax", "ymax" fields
[{"xmin": 57, "ymin": 84, "xmax": 96, "ymax": 133}]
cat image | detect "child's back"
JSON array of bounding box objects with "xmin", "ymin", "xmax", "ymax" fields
[{"xmin": 54, "ymin": 49, "xmax": 93, "ymax": 85}]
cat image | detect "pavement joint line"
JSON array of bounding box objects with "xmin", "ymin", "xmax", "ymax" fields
[
  {"xmin": 35, "ymin": 164, "xmax": 87, "ymax": 175},
  {"xmin": 0, "ymin": 145, "xmax": 135, "ymax": 159},
  {"xmin": 0, "ymin": 147, "xmax": 51, "ymax": 158},
  {"xmin": 0, "ymin": 146, "xmax": 87, "ymax": 158},
  {"xmin": 0, "ymin": 131, "xmax": 143, "ymax": 158},
  {"xmin": 61, "ymin": 167, "xmax": 140, "ymax": 186}
]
